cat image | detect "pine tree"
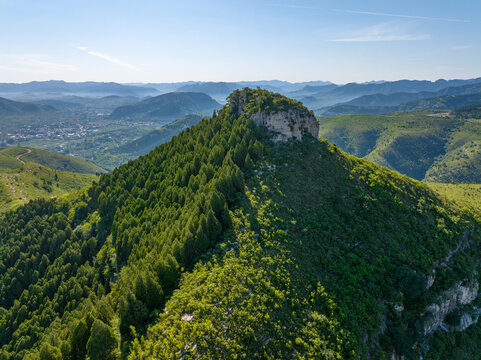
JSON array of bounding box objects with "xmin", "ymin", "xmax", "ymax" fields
[
  {"xmin": 39, "ymin": 343, "xmax": 62, "ymax": 360},
  {"xmin": 86, "ymin": 320, "xmax": 117, "ymax": 360},
  {"xmin": 70, "ymin": 319, "xmax": 89, "ymax": 360}
]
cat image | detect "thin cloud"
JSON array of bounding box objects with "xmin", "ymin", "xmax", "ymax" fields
[
  {"xmin": 268, "ymin": 4, "xmax": 472, "ymax": 23},
  {"xmin": 452, "ymin": 45, "xmax": 472, "ymax": 50},
  {"xmin": 329, "ymin": 23, "xmax": 430, "ymax": 42},
  {"xmin": 17, "ymin": 58, "xmax": 78, "ymax": 71},
  {"xmin": 0, "ymin": 65, "xmax": 26, "ymax": 72},
  {"xmin": 1, "ymin": 54, "xmax": 78, "ymax": 72},
  {"xmin": 333, "ymin": 9, "xmax": 472, "ymax": 23},
  {"xmin": 268, "ymin": 3, "xmax": 326, "ymax": 11},
  {"xmin": 77, "ymin": 46, "xmax": 140, "ymax": 72}
]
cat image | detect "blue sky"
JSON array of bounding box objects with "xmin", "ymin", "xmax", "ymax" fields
[{"xmin": 0, "ymin": 0, "xmax": 480, "ymax": 83}]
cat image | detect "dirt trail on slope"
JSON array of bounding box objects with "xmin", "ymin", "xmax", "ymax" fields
[{"xmin": 16, "ymin": 148, "xmax": 32, "ymax": 165}]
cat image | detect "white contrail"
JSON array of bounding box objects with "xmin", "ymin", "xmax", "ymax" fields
[
  {"xmin": 76, "ymin": 46, "xmax": 140, "ymax": 72},
  {"xmin": 333, "ymin": 9, "xmax": 472, "ymax": 23},
  {"xmin": 268, "ymin": 4, "xmax": 472, "ymax": 23}
]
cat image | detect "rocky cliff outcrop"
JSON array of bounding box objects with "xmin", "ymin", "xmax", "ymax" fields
[
  {"xmin": 250, "ymin": 109, "xmax": 319, "ymax": 142},
  {"xmin": 424, "ymin": 280, "xmax": 479, "ymax": 334},
  {"xmin": 228, "ymin": 88, "xmax": 319, "ymax": 142}
]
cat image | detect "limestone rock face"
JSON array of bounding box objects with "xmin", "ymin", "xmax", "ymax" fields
[
  {"xmin": 456, "ymin": 313, "xmax": 475, "ymax": 332},
  {"xmin": 424, "ymin": 280, "xmax": 479, "ymax": 334},
  {"xmin": 229, "ymin": 88, "xmax": 319, "ymax": 142},
  {"xmin": 250, "ymin": 109, "xmax": 319, "ymax": 142}
]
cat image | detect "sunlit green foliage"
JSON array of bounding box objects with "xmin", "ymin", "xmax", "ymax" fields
[{"xmin": 426, "ymin": 182, "xmax": 481, "ymax": 215}]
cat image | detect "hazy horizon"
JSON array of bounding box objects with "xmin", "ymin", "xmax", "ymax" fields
[{"xmin": 2, "ymin": 77, "xmax": 481, "ymax": 86}]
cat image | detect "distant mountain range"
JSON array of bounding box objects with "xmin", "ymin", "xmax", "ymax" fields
[
  {"xmin": 295, "ymin": 78, "xmax": 481, "ymax": 111},
  {"xmin": 176, "ymin": 82, "xmax": 240, "ymax": 96},
  {"xmin": 0, "ymin": 80, "xmax": 157, "ymax": 98},
  {"xmin": 2, "ymin": 78, "xmax": 481, "ymax": 117},
  {"xmin": 144, "ymin": 80, "xmax": 333, "ymax": 95},
  {"xmin": 323, "ymin": 83, "xmax": 481, "ymax": 115},
  {"xmin": 109, "ymin": 92, "xmax": 220, "ymax": 122}
]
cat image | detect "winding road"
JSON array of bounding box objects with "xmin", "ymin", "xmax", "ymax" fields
[{"xmin": 16, "ymin": 148, "xmax": 32, "ymax": 165}]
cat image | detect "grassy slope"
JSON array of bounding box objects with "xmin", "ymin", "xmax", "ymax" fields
[
  {"xmin": 426, "ymin": 182, "xmax": 481, "ymax": 214},
  {"xmin": 0, "ymin": 147, "xmax": 101, "ymax": 212},
  {"xmin": 318, "ymin": 111, "xmax": 481, "ymax": 183},
  {"xmin": 0, "ymin": 147, "xmax": 106, "ymax": 174},
  {"xmin": 0, "ymin": 162, "xmax": 98, "ymax": 212}
]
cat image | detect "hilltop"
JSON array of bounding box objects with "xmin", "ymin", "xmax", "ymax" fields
[
  {"xmin": 108, "ymin": 92, "xmax": 220, "ymax": 122},
  {"xmin": 1, "ymin": 89, "xmax": 481, "ymax": 360}
]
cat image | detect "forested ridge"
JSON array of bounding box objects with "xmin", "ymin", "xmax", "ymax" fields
[
  {"xmin": 0, "ymin": 90, "xmax": 262, "ymax": 359},
  {"xmin": 1, "ymin": 89, "xmax": 481, "ymax": 359}
]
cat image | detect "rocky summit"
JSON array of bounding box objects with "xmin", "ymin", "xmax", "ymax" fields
[{"xmin": 228, "ymin": 88, "xmax": 319, "ymax": 142}]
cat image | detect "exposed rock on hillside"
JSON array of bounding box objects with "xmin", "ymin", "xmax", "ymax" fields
[
  {"xmin": 228, "ymin": 88, "xmax": 319, "ymax": 142},
  {"xmin": 424, "ymin": 280, "xmax": 479, "ymax": 334}
]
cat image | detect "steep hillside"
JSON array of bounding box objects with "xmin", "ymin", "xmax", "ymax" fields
[
  {"xmin": 109, "ymin": 92, "xmax": 220, "ymax": 122},
  {"xmin": 0, "ymin": 97, "xmax": 54, "ymax": 115},
  {"xmin": 113, "ymin": 115, "xmax": 203, "ymax": 157},
  {"xmin": 318, "ymin": 110, "xmax": 481, "ymax": 183},
  {"xmin": 1, "ymin": 90, "xmax": 481, "ymax": 360}
]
